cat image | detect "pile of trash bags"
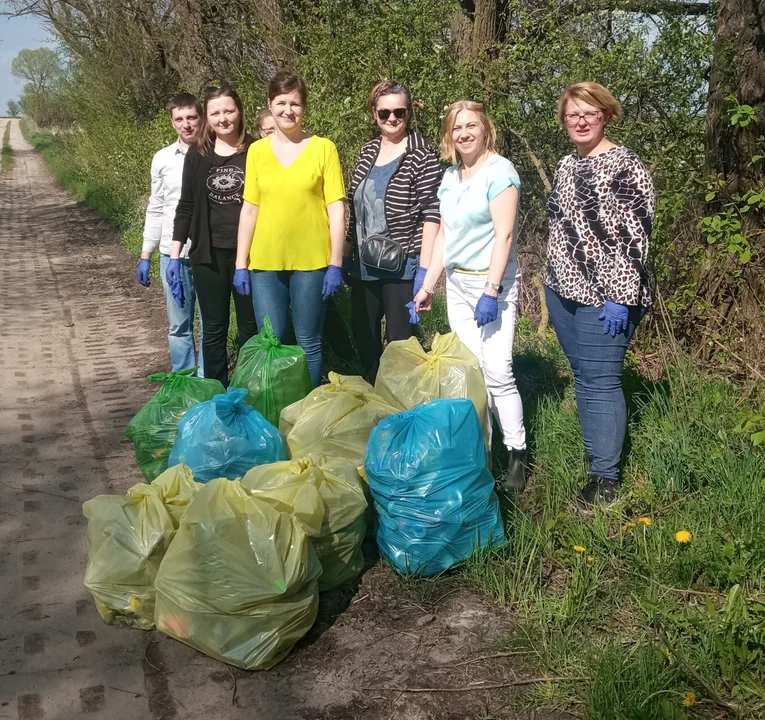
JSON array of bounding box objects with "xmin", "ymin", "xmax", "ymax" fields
[{"xmin": 87, "ymin": 331, "xmax": 506, "ymax": 670}]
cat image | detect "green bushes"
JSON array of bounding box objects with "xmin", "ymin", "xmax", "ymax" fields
[{"xmin": 1, "ymin": 122, "xmax": 11, "ymax": 174}]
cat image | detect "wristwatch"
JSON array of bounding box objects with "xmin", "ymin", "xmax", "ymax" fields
[{"xmin": 485, "ymin": 281, "xmax": 503, "ymax": 293}]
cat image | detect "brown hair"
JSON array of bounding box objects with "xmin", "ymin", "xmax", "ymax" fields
[
  {"xmin": 255, "ymin": 107, "xmax": 274, "ymax": 136},
  {"xmin": 267, "ymin": 70, "xmax": 308, "ymax": 105},
  {"xmin": 439, "ymin": 100, "xmax": 497, "ymax": 165},
  {"xmin": 197, "ymin": 85, "xmax": 251, "ymax": 156},
  {"xmin": 557, "ymin": 82, "xmax": 622, "ymax": 126},
  {"xmin": 168, "ymin": 93, "xmax": 201, "ymax": 118},
  {"xmin": 366, "ymin": 80, "xmax": 413, "ymax": 127}
]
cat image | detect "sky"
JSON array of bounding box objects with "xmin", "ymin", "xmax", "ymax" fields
[{"xmin": 0, "ymin": 12, "xmax": 58, "ymax": 113}]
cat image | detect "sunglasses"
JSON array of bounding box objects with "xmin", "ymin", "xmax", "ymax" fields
[{"xmin": 377, "ymin": 108, "xmax": 407, "ymax": 121}]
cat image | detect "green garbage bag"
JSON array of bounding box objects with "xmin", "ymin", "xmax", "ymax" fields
[
  {"xmin": 125, "ymin": 369, "xmax": 225, "ymax": 482},
  {"xmin": 83, "ymin": 464, "xmax": 201, "ymax": 629},
  {"xmin": 243, "ymin": 457, "xmax": 368, "ymax": 591},
  {"xmin": 230, "ymin": 317, "xmax": 313, "ymax": 427},
  {"xmin": 154, "ymin": 478, "xmax": 322, "ymax": 670},
  {"xmin": 279, "ymin": 373, "xmax": 397, "ymax": 464}
]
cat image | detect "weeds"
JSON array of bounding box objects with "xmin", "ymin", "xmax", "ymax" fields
[{"xmin": 1, "ymin": 122, "xmax": 11, "ymax": 174}]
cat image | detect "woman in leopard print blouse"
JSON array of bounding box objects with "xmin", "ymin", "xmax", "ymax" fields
[{"xmin": 544, "ymin": 82, "xmax": 656, "ymax": 510}]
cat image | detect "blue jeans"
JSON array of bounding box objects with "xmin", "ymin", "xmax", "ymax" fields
[
  {"xmin": 250, "ymin": 269, "xmax": 327, "ymax": 387},
  {"xmin": 160, "ymin": 254, "xmax": 204, "ymax": 377},
  {"xmin": 545, "ymin": 287, "xmax": 646, "ymax": 481}
]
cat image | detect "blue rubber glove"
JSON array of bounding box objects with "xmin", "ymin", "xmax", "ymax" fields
[
  {"xmin": 322, "ymin": 264, "xmax": 343, "ymax": 299},
  {"xmin": 172, "ymin": 278, "xmax": 184, "ymax": 308},
  {"xmin": 342, "ymin": 256, "xmax": 353, "ymax": 283},
  {"xmin": 165, "ymin": 258, "xmax": 181, "ymax": 287},
  {"xmin": 232, "ymin": 268, "xmax": 251, "ymax": 296},
  {"xmin": 136, "ymin": 258, "xmax": 151, "ymax": 287},
  {"xmin": 474, "ymin": 293, "xmax": 498, "ymax": 327},
  {"xmin": 406, "ymin": 300, "xmax": 420, "ymax": 325},
  {"xmin": 599, "ymin": 300, "xmax": 629, "ymax": 337},
  {"xmin": 412, "ymin": 265, "xmax": 428, "ymax": 297}
]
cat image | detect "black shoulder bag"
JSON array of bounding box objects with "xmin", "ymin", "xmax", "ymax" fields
[{"xmin": 357, "ymin": 164, "xmax": 411, "ymax": 274}]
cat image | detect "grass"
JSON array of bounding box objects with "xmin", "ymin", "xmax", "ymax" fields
[
  {"xmin": 26, "ymin": 121, "xmax": 765, "ymax": 718},
  {"xmin": 1, "ymin": 121, "xmax": 11, "ymax": 173}
]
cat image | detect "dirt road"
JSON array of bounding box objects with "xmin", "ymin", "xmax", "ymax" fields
[{"xmin": 0, "ymin": 120, "xmax": 532, "ymax": 720}]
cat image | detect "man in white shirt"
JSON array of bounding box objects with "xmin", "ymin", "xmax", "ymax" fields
[{"xmin": 136, "ymin": 93, "xmax": 204, "ymax": 375}]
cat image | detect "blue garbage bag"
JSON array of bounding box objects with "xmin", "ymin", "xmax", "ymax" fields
[
  {"xmin": 169, "ymin": 387, "xmax": 288, "ymax": 482},
  {"xmin": 364, "ymin": 399, "xmax": 505, "ymax": 576}
]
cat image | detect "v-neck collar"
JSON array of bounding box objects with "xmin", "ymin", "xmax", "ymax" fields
[{"xmin": 268, "ymin": 135, "xmax": 316, "ymax": 170}]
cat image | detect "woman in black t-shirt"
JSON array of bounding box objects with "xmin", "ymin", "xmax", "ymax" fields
[{"xmin": 169, "ymin": 85, "xmax": 258, "ymax": 386}]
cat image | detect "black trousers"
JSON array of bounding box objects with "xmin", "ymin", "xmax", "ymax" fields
[
  {"xmin": 192, "ymin": 246, "xmax": 258, "ymax": 387},
  {"xmin": 351, "ymin": 279, "xmax": 413, "ymax": 385}
]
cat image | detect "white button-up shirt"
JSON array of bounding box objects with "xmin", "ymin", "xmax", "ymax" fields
[{"xmin": 142, "ymin": 140, "xmax": 193, "ymax": 258}]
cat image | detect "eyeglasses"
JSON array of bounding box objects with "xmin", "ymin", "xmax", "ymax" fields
[
  {"xmin": 564, "ymin": 111, "xmax": 603, "ymax": 126},
  {"xmin": 377, "ymin": 108, "xmax": 407, "ymax": 121}
]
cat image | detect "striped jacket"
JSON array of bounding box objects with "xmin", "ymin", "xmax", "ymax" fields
[{"xmin": 346, "ymin": 131, "xmax": 443, "ymax": 256}]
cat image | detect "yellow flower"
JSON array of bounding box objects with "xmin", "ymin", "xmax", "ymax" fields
[
  {"xmin": 675, "ymin": 530, "xmax": 692, "ymax": 544},
  {"xmin": 587, "ymin": 555, "xmax": 594, "ymax": 563},
  {"xmin": 682, "ymin": 691, "xmax": 696, "ymax": 707},
  {"xmin": 637, "ymin": 517, "xmax": 652, "ymax": 527},
  {"xmin": 622, "ymin": 521, "xmax": 636, "ymax": 532},
  {"xmin": 573, "ymin": 545, "xmax": 586, "ymax": 553}
]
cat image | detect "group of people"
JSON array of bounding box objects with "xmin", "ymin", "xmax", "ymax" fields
[{"xmin": 136, "ymin": 71, "xmax": 656, "ymax": 509}]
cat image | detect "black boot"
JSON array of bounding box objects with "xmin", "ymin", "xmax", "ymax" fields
[
  {"xmin": 575, "ymin": 475, "xmax": 620, "ymax": 510},
  {"xmin": 500, "ymin": 449, "xmax": 527, "ymax": 494}
]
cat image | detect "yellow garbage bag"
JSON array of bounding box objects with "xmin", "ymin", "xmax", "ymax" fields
[
  {"xmin": 279, "ymin": 372, "xmax": 397, "ymax": 464},
  {"xmin": 154, "ymin": 478, "xmax": 321, "ymax": 670},
  {"xmin": 243, "ymin": 457, "xmax": 368, "ymax": 591},
  {"xmin": 82, "ymin": 464, "xmax": 200, "ymax": 630},
  {"xmin": 375, "ymin": 332, "xmax": 490, "ymax": 444}
]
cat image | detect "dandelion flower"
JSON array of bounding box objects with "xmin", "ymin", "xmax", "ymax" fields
[
  {"xmin": 587, "ymin": 556, "xmax": 594, "ymax": 563},
  {"xmin": 637, "ymin": 517, "xmax": 652, "ymax": 527},
  {"xmin": 682, "ymin": 691, "xmax": 696, "ymax": 707},
  {"xmin": 622, "ymin": 521, "xmax": 636, "ymax": 532},
  {"xmin": 675, "ymin": 530, "xmax": 692, "ymax": 544},
  {"xmin": 573, "ymin": 545, "xmax": 586, "ymax": 553}
]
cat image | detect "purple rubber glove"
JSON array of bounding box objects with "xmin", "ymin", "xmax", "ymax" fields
[
  {"xmin": 172, "ymin": 278, "xmax": 184, "ymax": 308},
  {"xmin": 406, "ymin": 300, "xmax": 420, "ymax": 325},
  {"xmin": 342, "ymin": 256, "xmax": 353, "ymax": 283},
  {"xmin": 165, "ymin": 258, "xmax": 181, "ymax": 286},
  {"xmin": 136, "ymin": 258, "xmax": 151, "ymax": 287},
  {"xmin": 599, "ymin": 300, "xmax": 629, "ymax": 337},
  {"xmin": 233, "ymin": 268, "xmax": 251, "ymax": 296},
  {"xmin": 412, "ymin": 265, "xmax": 428, "ymax": 297},
  {"xmin": 474, "ymin": 293, "xmax": 498, "ymax": 327},
  {"xmin": 322, "ymin": 264, "xmax": 343, "ymax": 299}
]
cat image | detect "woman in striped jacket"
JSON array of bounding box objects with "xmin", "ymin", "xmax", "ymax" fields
[{"xmin": 343, "ymin": 81, "xmax": 443, "ymax": 384}]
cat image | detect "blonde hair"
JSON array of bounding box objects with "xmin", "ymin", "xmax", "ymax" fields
[
  {"xmin": 439, "ymin": 100, "xmax": 497, "ymax": 165},
  {"xmin": 557, "ymin": 82, "xmax": 622, "ymax": 126}
]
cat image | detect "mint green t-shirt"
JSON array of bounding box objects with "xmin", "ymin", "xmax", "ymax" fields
[{"xmin": 438, "ymin": 154, "xmax": 521, "ymax": 271}]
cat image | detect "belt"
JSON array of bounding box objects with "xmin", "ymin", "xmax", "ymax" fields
[{"xmin": 451, "ymin": 266, "xmax": 488, "ymax": 275}]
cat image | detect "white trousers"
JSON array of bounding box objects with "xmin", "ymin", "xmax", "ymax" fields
[{"xmin": 446, "ymin": 264, "xmax": 526, "ymax": 451}]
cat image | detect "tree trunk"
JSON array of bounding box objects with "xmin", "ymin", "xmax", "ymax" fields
[
  {"xmin": 706, "ymin": 0, "xmax": 765, "ymax": 191},
  {"xmin": 472, "ymin": 0, "xmax": 498, "ymax": 54}
]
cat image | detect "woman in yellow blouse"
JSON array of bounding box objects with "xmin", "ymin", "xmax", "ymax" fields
[{"xmin": 234, "ymin": 70, "xmax": 346, "ymax": 386}]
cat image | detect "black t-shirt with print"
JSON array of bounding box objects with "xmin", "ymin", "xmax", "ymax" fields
[{"xmin": 207, "ymin": 151, "xmax": 246, "ymax": 249}]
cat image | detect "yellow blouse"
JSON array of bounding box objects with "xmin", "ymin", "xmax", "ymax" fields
[{"xmin": 243, "ymin": 135, "xmax": 345, "ymax": 271}]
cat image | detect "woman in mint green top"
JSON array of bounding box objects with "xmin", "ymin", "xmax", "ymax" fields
[{"xmin": 414, "ymin": 100, "xmax": 527, "ymax": 494}]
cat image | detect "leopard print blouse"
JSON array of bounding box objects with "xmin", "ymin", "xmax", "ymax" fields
[{"xmin": 544, "ymin": 145, "xmax": 656, "ymax": 307}]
